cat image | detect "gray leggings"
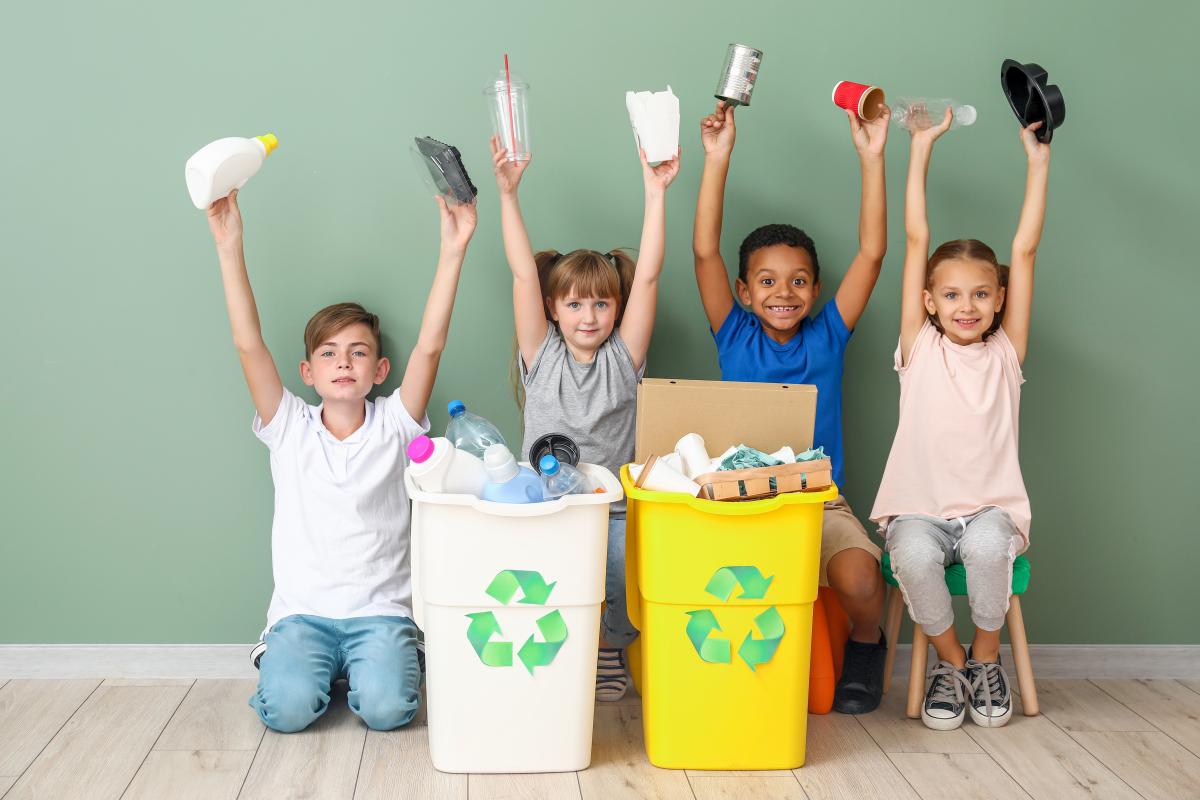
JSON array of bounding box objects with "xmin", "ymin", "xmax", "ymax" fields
[{"xmin": 885, "ymin": 507, "xmax": 1019, "ymax": 637}]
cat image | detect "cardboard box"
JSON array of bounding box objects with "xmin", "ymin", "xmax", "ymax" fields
[{"xmin": 634, "ymin": 378, "xmax": 817, "ymax": 463}]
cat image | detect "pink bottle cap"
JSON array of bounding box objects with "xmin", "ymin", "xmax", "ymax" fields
[{"xmin": 407, "ymin": 435, "xmax": 435, "ymax": 464}]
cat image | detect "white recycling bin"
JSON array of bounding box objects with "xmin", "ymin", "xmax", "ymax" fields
[{"xmin": 407, "ymin": 463, "xmax": 621, "ymax": 773}]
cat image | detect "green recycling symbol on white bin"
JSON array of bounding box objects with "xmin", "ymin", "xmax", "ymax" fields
[
  {"xmin": 465, "ymin": 570, "xmax": 568, "ymax": 674},
  {"xmin": 685, "ymin": 566, "xmax": 785, "ymax": 671}
]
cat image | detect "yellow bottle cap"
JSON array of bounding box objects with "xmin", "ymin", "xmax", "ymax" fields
[{"xmin": 256, "ymin": 133, "xmax": 278, "ymax": 156}]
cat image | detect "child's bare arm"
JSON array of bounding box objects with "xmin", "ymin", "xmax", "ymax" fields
[
  {"xmin": 399, "ymin": 197, "xmax": 478, "ymax": 422},
  {"xmin": 693, "ymin": 101, "xmax": 737, "ymax": 331},
  {"xmin": 207, "ymin": 191, "xmax": 285, "ymax": 424},
  {"xmin": 899, "ymin": 109, "xmax": 954, "ymax": 363},
  {"xmin": 1004, "ymin": 123, "xmax": 1051, "ymax": 364},
  {"xmin": 834, "ymin": 107, "xmax": 890, "ymax": 330},
  {"xmin": 491, "ymin": 136, "xmax": 548, "ymax": 368},
  {"xmin": 620, "ymin": 147, "xmax": 681, "ymax": 371}
]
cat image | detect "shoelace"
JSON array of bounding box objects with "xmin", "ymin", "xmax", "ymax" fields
[
  {"xmin": 927, "ymin": 661, "xmax": 971, "ymax": 708},
  {"xmin": 970, "ymin": 661, "xmax": 1011, "ymax": 717}
]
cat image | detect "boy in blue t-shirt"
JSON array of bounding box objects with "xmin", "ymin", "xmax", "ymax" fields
[{"xmin": 692, "ymin": 100, "xmax": 890, "ymax": 714}]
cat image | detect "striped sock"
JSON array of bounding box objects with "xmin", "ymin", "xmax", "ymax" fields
[{"xmin": 596, "ymin": 647, "xmax": 628, "ymax": 701}]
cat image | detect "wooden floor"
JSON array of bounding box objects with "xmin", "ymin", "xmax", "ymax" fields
[{"xmin": 2, "ymin": 677, "xmax": 1200, "ymax": 799}]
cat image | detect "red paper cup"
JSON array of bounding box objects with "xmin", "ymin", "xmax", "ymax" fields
[{"xmin": 832, "ymin": 80, "xmax": 887, "ymax": 121}]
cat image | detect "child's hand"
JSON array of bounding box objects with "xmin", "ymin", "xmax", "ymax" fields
[
  {"xmin": 436, "ymin": 195, "xmax": 477, "ymax": 255},
  {"xmin": 206, "ymin": 189, "xmax": 243, "ymax": 249},
  {"xmin": 848, "ymin": 106, "xmax": 890, "ymax": 158},
  {"xmin": 641, "ymin": 147, "xmax": 681, "ymax": 194},
  {"xmin": 1020, "ymin": 121, "xmax": 1051, "ymax": 166},
  {"xmin": 700, "ymin": 101, "xmax": 736, "ymax": 158},
  {"xmin": 910, "ymin": 106, "xmax": 954, "ymax": 149},
  {"xmin": 491, "ymin": 134, "xmax": 531, "ymax": 195}
]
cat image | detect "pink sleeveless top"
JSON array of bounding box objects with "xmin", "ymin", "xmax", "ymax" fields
[{"xmin": 870, "ymin": 319, "xmax": 1031, "ymax": 547}]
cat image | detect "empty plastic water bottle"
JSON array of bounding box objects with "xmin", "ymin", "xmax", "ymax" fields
[
  {"xmin": 445, "ymin": 400, "xmax": 507, "ymax": 459},
  {"xmin": 538, "ymin": 454, "xmax": 591, "ymax": 499},
  {"xmin": 891, "ymin": 98, "xmax": 977, "ymax": 132}
]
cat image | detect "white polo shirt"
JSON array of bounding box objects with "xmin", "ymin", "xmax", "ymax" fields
[{"xmin": 253, "ymin": 387, "xmax": 429, "ymax": 634}]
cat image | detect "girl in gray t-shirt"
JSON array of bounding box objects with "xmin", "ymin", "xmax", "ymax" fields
[{"xmin": 489, "ymin": 134, "xmax": 680, "ymax": 702}]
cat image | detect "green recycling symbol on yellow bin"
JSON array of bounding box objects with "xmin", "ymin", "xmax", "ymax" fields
[
  {"xmin": 686, "ymin": 566, "xmax": 785, "ymax": 671},
  {"xmin": 465, "ymin": 570, "xmax": 567, "ymax": 674}
]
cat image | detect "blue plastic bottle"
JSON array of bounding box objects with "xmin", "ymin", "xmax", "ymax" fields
[
  {"xmin": 538, "ymin": 454, "xmax": 591, "ymax": 499},
  {"xmin": 445, "ymin": 400, "xmax": 508, "ymax": 459},
  {"xmin": 480, "ymin": 444, "xmax": 543, "ymax": 504}
]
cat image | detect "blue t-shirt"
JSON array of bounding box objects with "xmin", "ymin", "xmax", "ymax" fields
[{"xmin": 713, "ymin": 300, "xmax": 852, "ymax": 489}]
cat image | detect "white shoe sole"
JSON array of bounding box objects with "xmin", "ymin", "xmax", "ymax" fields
[
  {"xmin": 921, "ymin": 708, "xmax": 966, "ymax": 730},
  {"xmin": 969, "ymin": 705, "xmax": 1013, "ymax": 727}
]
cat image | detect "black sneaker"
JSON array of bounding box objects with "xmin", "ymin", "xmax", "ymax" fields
[
  {"xmin": 922, "ymin": 660, "xmax": 973, "ymax": 730},
  {"xmin": 250, "ymin": 641, "xmax": 267, "ymax": 670},
  {"xmin": 833, "ymin": 630, "xmax": 887, "ymax": 714},
  {"xmin": 966, "ymin": 655, "xmax": 1013, "ymax": 727},
  {"xmin": 595, "ymin": 647, "xmax": 629, "ymax": 701}
]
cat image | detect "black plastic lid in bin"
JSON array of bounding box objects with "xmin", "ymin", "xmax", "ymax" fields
[
  {"xmin": 529, "ymin": 433, "xmax": 581, "ymax": 474},
  {"xmin": 1001, "ymin": 59, "xmax": 1066, "ymax": 143}
]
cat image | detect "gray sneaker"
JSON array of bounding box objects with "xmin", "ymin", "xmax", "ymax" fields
[
  {"xmin": 966, "ymin": 658, "xmax": 1013, "ymax": 727},
  {"xmin": 922, "ymin": 660, "xmax": 973, "ymax": 730}
]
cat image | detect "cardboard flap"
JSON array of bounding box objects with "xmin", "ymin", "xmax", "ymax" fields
[{"xmin": 634, "ymin": 378, "xmax": 817, "ymax": 463}]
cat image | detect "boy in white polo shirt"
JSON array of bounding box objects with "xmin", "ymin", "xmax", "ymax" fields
[{"xmin": 205, "ymin": 189, "xmax": 477, "ymax": 732}]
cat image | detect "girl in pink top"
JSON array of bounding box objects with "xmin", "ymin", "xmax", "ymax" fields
[{"xmin": 870, "ymin": 110, "xmax": 1051, "ymax": 731}]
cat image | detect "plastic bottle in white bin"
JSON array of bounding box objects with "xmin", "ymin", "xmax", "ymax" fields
[
  {"xmin": 891, "ymin": 98, "xmax": 976, "ymax": 132},
  {"xmin": 185, "ymin": 134, "xmax": 278, "ymax": 209},
  {"xmin": 445, "ymin": 400, "xmax": 507, "ymax": 459},
  {"xmin": 480, "ymin": 444, "xmax": 543, "ymax": 504},
  {"xmin": 538, "ymin": 454, "xmax": 591, "ymax": 499},
  {"xmin": 406, "ymin": 435, "xmax": 488, "ymax": 496}
]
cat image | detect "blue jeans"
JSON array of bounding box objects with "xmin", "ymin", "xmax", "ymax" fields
[
  {"xmin": 603, "ymin": 516, "xmax": 639, "ymax": 648},
  {"xmin": 250, "ymin": 614, "xmax": 421, "ymax": 733}
]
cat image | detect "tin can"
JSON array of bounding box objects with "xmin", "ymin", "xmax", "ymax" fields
[{"xmin": 715, "ymin": 43, "xmax": 763, "ymax": 107}]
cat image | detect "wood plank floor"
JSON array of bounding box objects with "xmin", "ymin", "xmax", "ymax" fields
[{"xmin": 2, "ymin": 678, "xmax": 1198, "ymax": 799}]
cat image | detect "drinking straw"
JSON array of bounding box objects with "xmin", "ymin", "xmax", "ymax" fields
[{"xmin": 504, "ymin": 53, "xmax": 518, "ymax": 160}]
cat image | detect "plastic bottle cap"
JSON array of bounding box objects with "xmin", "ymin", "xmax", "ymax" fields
[
  {"xmin": 539, "ymin": 454, "xmax": 560, "ymax": 475},
  {"xmin": 483, "ymin": 443, "xmax": 519, "ymax": 482},
  {"xmin": 256, "ymin": 133, "xmax": 278, "ymax": 156},
  {"xmin": 957, "ymin": 105, "xmax": 978, "ymax": 126},
  {"xmin": 407, "ymin": 435, "xmax": 435, "ymax": 464},
  {"xmin": 447, "ymin": 400, "xmax": 466, "ymax": 417}
]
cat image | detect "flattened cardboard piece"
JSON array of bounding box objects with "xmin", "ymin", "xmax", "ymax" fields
[{"xmin": 634, "ymin": 378, "xmax": 817, "ymax": 464}]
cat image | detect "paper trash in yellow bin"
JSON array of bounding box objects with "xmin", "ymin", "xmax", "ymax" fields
[{"xmin": 624, "ymin": 378, "xmax": 833, "ymax": 770}]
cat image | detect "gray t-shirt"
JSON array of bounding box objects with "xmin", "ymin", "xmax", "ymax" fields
[{"xmin": 520, "ymin": 325, "xmax": 644, "ymax": 516}]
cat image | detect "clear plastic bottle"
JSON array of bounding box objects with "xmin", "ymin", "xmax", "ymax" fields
[
  {"xmin": 445, "ymin": 400, "xmax": 507, "ymax": 459},
  {"xmin": 891, "ymin": 98, "xmax": 977, "ymax": 132},
  {"xmin": 480, "ymin": 444, "xmax": 543, "ymax": 504},
  {"xmin": 538, "ymin": 454, "xmax": 591, "ymax": 499}
]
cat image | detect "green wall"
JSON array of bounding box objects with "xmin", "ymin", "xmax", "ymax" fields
[{"xmin": 2, "ymin": 0, "xmax": 1196, "ymax": 644}]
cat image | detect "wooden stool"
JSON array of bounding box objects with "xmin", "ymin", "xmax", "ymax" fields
[{"xmin": 880, "ymin": 553, "xmax": 1038, "ymax": 718}]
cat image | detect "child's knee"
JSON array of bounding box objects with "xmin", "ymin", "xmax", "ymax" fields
[
  {"xmin": 888, "ymin": 531, "xmax": 945, "ymax": 581},
  {"xmin": 252, "ymin": 675, "xmax": 328, "ymax": 733},
  {"xmin": 827, "ymin": 547, "xmax": 883, "ymax": 602},
  {"xmin": 352, "ymin": 679, "xmax": 419, "ymax": 731}
]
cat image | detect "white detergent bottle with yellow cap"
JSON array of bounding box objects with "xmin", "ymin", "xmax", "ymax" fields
[{"xmin": 184, "ymin": 133, "xmax": 278, "ymax": 209}]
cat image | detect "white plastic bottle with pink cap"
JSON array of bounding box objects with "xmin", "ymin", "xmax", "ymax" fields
[{"xmin": 406, "ymin": 435, "xmax": 488, "ymax": 497}]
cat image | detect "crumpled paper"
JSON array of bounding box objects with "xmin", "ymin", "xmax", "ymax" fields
[{"xmin": 626, "ymin": 86, "xmax": 680, "ymax": 163}]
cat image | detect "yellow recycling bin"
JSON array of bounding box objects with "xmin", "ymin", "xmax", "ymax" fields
[{"xmin": 622, "ymin": 465, "xmax": 835, "ymax": 770}]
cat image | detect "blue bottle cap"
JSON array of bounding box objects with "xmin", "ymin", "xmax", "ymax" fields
[
  {"xmin": 539, "ymin": 454, "xmax": 560, "ymax": 475},
  {"xmin": 447, "ymin": 400, "xmax": 466, "ymax": 417}
]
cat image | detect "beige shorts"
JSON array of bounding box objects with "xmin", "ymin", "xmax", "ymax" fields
[{"xmin": 819, "ymin": 495, "xmax": 882, "ymax": 587}]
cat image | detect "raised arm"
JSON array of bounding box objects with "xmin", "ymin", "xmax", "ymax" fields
[
  {"xmin": 1003, "ymin": 122, "xmax": 1051, "ymax": 364},
  {"xmin": 834, "ymin": 107, "xmax": 890, "ymax": 330},
  {"xmin": 491, "ymin": 136, "xmax": 547, "ymax": 368},
  {"xmin": 207, "ymin": 190, "xmax": 284, "ymax": 424},
  {"xmin": 399, "ymin": 196, "xmax": 478, "ymax": 422},
  {"xmin": 899, "ymin": 108, "xmax": 954, "ymax": 364},
  {"xmin": 619, "ymin": 147, "xmax": 681, "ymax": 371},
  {"xmin": 693, "ymin": 101, "xmax": 737, "ymax": 331}
]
